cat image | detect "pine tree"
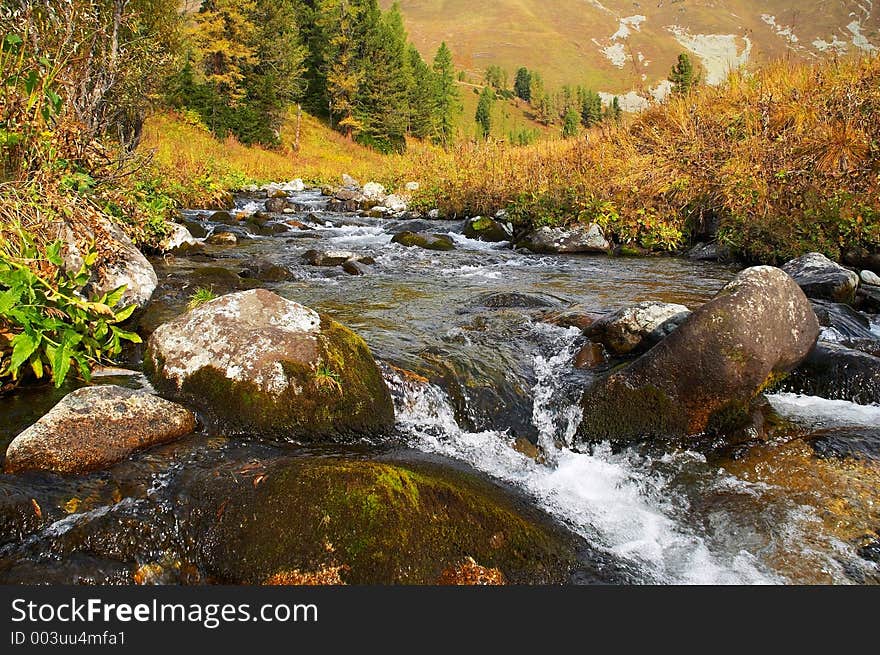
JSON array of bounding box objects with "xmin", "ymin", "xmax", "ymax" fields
[
  {"xmin": 407, "ymin": 44, "xmax": 436, "ymax": 139},
  {"xmin": 580, "ymin": 89, "xmax": 602, "ymax": 127},
  {"xmin": 669, "ymin": 52, "xmax": 696, "ymax": 95},
  {"xmin": 514, "ymin": 67, "xmax": 531, "ymax": 102},
  {"xmin": 475, "ymin": 86, "xmax": 494, "ymax": 140},
  {"xmin": 485, "ymin": 65, "xmax": 508, "ymax": 91},
  {"xmin": 319, "ymin": 0, "xmax": 364, "ymax": 138},
  {"xmin": 356, "ymin": 1, "xmax": 410, "ymax": 152},
  {"xmin": 562, "ymin": 106, "xmax": 580, "ymax": 138},
  {"xmin": 432, "ymin": 42, "xmax": 459, "ymax": 147}
]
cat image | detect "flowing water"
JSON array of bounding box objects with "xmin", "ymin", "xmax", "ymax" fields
[{"xmin": 1, "ymin": 189, "xmax": 878, "ymax": 584}]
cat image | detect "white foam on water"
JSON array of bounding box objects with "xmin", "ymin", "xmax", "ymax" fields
[
  {"xmin": 395, "ymin": 324, "xmax": 782, "ymax": 584},
  {"xmin": 767, "ymin": 393, "xmax": 880, "ymax": 429}
]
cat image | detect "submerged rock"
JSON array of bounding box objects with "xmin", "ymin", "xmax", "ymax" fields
[
  {"xmin": 782, "ymin": 342, "xmax": 880, "ymax": 405},
  {"xmin": 170, "ymin": 455, "xmax": 588, "ymax": 585},
  {"xmin": 239, "ymin": 259, "xmax": 294, "ymax": 283},
  {"xmin": 463, "ymin": 216, "xmax": 511, "ymax": 242},
  {"xmin": 811, "ymin": 300, "xmax": 880, "ymax": 355},
  {"xmin": 265, "ymin": 197, "xmax": 289, "ymax": 214},
  {"xmin": 302, "ymin": 249, "xmax": 374, "ymax": 267},
  {"xmin": 3, "ymin": 386, "xmax": 195, "ymax": 475},
  {"xmin": 585, "ymin": 302, "xmax": 691, "ymax": 356},
  {"xmin": 206, "ymin": 231, "xmax": 238, "ymax": 246},
  {"xmin": 341, "ymin": 259, "xmax": 371, "ymax": 276},
  {"xmin": 782, "ymin": 252, "xmax": 860, "ymax": 304},
  {"xmin": 145, "ymin": 289, "xmax": 394, "ymax": 440},
  {"xmin": 518, "ymin": 224, "xmax": 610, "ymax": 254},
  {"xmin": 391, "ymin": 231, "xmax": 455, "ymax": 251},
  {"xmin": 579, "ymin": 266, "xmax": 819, "ymax": 444}
]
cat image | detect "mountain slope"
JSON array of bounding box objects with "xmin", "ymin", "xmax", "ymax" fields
[{"xmin": 384, "ymin": 0, "xmax": 879, "ymax": 97}]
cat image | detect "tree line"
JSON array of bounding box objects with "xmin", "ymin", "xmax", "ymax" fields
[{"xmin": 166, "ymin": 0, "xmax": 461, "ymax": 153}]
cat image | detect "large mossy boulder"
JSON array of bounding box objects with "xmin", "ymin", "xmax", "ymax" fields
[
  {"xmin": 463, "ymin": 216, "xmax": 511, "ymax": 242},
  {"xmin": 3, "ymin": 386, "xmax": 195, "ymax": 474},
  {"xmin": 87, "ymin": 217, "xmax": 157, "ymax": 310},
  {"xmin": 782, "ymin": 252, "xmax": 860, "ymax": 304},
  {"xmin": 578, "ymin": 266, "xmax": 819, "ymax": 445},
  {"xmin": 171, "ymin": 455, "xmax": 594, "ymax": 585},
  {"xmin": 145, "ymin": 289, "xmax": 394, "ymax": 440},
  {"xmin": 391, "ymin": 230, "xmax": 455, "ymax": 251}
]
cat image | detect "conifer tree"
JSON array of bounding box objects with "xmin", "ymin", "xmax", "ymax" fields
[
  {"xmin": 356, "ymin": 1, "xmax": 410, "ymax": 152},
  {"xmin": 580, "ymin": 89, "xmax": 602, "ymax": 127},
  {"xmin": 432, "ymin": 42, "xmax": 460, "ymax": 147},
  {"xmin": 514, "ymin": 67, "xmax": 531, "ymax": 102},
  {"xmin": 407, "ymin": 44, "xmax": 436, "ymax": 139},
  {"xmin": 669, "ymin": 52, "xmax": 697, "ymax": 95},
  {"xmin": 562, "ymin": 106, "xmax": 580, "ymax": 138},
  {"xmin": 475, "ymin": 86, "xmax": 494, "ymax": 140}
]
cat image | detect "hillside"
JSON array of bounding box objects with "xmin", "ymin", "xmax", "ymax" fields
[{"xmin": 384, "ymin": 0, "xmax": 879, "ymax": 105}]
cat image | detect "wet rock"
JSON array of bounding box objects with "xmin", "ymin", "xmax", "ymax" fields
[
  {"xmin": 265, "ymin": 197, "xmax": 289, "ymax": 214},
  {"xmin": 145, "ymin": 289, "xmax": 394, "ymax": 440},
  {"xmin": 3, "ymin": 386, "xmax": 196, "ymax": 475},
  {"xmin": 811, "ymin": 300, "xmax": 880, "ymax": 355},
  {"xmin": 782, "ymin": 342, "xmax": 880, "ymax": 405},
  {"xmin": 579, "ymin": 266, "xmax": 819, "ymax": 444},
  {"xmin": 267, "ymin": 188, "xmax": 287, "ymax": 199},
  {"xmin": 541, "ymin": 305, "xmax": 599, "ymax": 331},
  {"xmin": 385, "ymin": 219, "xmax": 439, "ymax": 234},
  {"xmin": 326, "ymin": 198, "xmax": 361, "ymax": 213},
  {"xmin": 206, "ymin": 231, "xmax": 237, "ymax": 246},
  {"xmin": 391, "ymin": 231, "xmax": 455, "ymax": 251},
  {"xmin": 518, "ymin": 224, "xmax": 610, "ymax": 254},
  {"xmin": 463, "ymin": 216, "xmax": 511, "ymax": 242},
  {"xmin": 857, "ymin": 284, "xmax": 880, "ymax": 313},
  {"xmin": 239, "ymin": 260, "xmax": 294, "ymax": 283},
  {"xmin": 89, "ymin": 217, "xmax": 157, "ymax": 310},
  {"xmin": 862, "ymin": 270, "xmax": 880, "ymax": 287},
  {"xmin": 574, "ymin": 342, "xmax": 607, "ymax": 369},
  {"xmin": 160, "ymin": 224, "xmax": 197, "ymax": 253},
  {"xmin": 180, "ymin": 218, "xmax": 207, "ymax": 239},
  {"xmin": 207, "ymin": 210, "xmax": 235, "ymax": 224},
  {"xmin": 585, "ymin": 302, "xmax": 691, "ymax": 356},
  {"xmin": 171, "ymin": 455, "xmax": 587, "ymax": 584},
  {"xmin": 342, "ymin": 259, "xmax": 370, "ymax": 276},
  {"xmin": 302, "ymin": 249, "xmax": 374, "ymax": 267},
  {"xmin": 687, "ymin": 242, "xmax": 731, "ymax": 262},
  {"xmin": 782, "ymin": 252, "xmax": 860, "ymax": 304},
  {"xmin": 807, "ymin": 426, "xmax": 880, "ymax": 462},
  {"xmin": 475, "ymin": 292, "xmax": 558, "ymax": 309}
]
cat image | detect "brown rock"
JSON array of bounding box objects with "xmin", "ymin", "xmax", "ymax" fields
[{"xmin": 4, "ymin": 386, "xmax": 196, "ymax": 474}]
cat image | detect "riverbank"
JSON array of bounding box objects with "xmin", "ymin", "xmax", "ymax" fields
[{"xmin": 2, "ymin": 186, "xmax": 879, "ymax": 584}]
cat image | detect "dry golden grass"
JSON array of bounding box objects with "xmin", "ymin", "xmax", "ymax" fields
[{"xmin": 403, "ymin": 56, "xmax": 880, "ymax": 261}]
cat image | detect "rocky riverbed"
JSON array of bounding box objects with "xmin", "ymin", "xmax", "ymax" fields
[{"xmin": 1, "ymin": 183, "xmax": 879, "ymax": 585}]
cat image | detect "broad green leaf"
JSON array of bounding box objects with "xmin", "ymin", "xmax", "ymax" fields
[
  {"xmin": 10, "ymin": 331, "xmax": 39, "ymax": 371},
  {"xmin": 29, "ymin": 353, "xmax": 43, "ymax": 379},
  {"xmin": 0, "ymin": 288, "xmax": 21, "ymax": 314},
  {"xmin": 52, "ymin": 344, "xmax": 71, "ymax": 388},
  {"xmin": 113, "ymin": 303, "xmax": 136, "ymax": 322}
]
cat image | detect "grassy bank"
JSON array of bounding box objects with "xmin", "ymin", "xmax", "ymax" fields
[
  {"xmin": 402, "ymin": 56, "xmax": 880, "ymax": 263},
  {"xmin": 143, "ymin": 56, "xmax": 880, "ymax": 265},
  {"xmin": 140, "ymin": 110, "xmax": 402, "ymax": 209}
]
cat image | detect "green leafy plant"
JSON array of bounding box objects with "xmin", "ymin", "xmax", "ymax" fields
[
  {"xmin": 0, "ymin": 227, "xmax": 141, "ymax": 390},
  {"xmin": 187, "ymin": 287, "xmax": 218, "ymax": 311},
  {"xmin": 312, "ymin": 357, "xmax": 343, "ymax": 395}
]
